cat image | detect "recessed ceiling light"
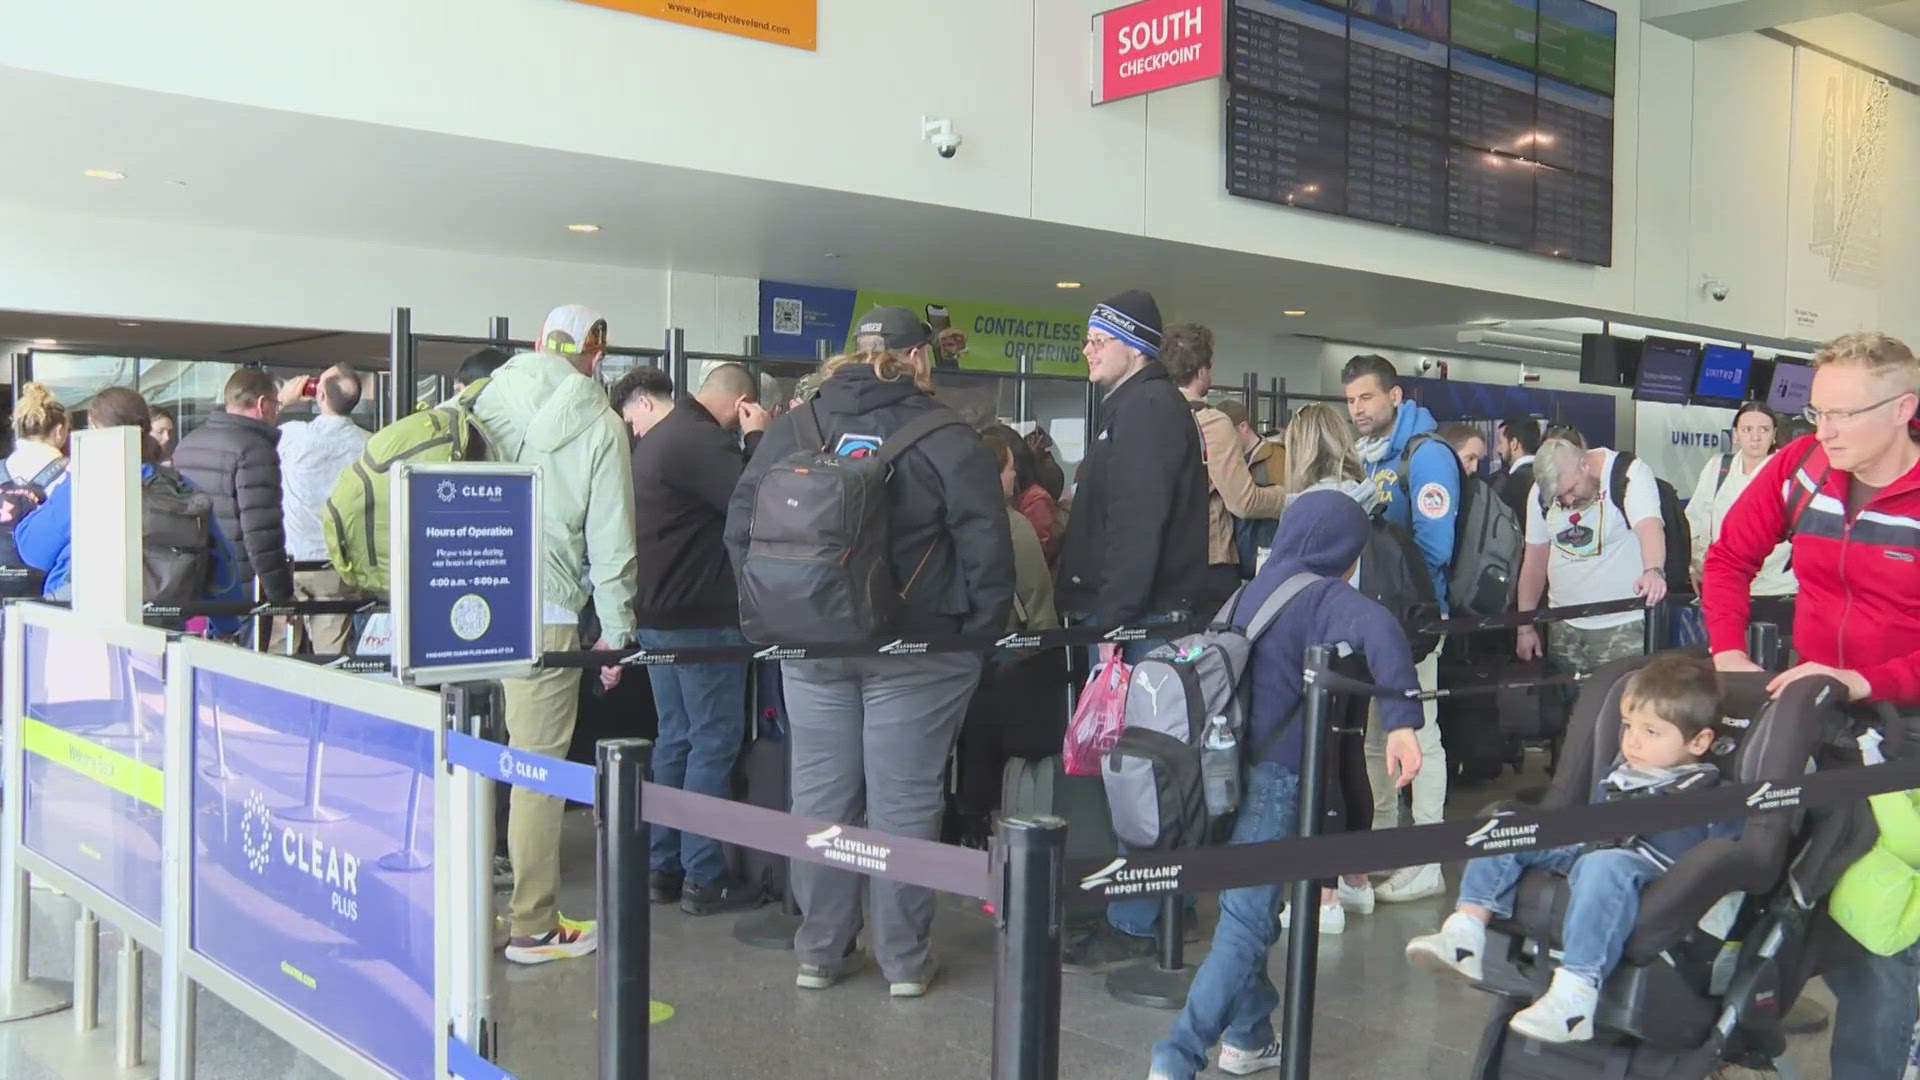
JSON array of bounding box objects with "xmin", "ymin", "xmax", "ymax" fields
[
  {"xmin": 1282, "ymin": 310, "xmax": 1307, "ymax": 317},
  {"xmin": 32, "ymin": 338, "xmax": 57, "ymax": 346},
  {"xmin": 118, "ymin": 320, "xmax": 143, "ymax": 327},
  {"xmin": 566, "ymin": 223, "xmax": 601, "ymax": 233},
  {"xmin": 83, "ymin": 169, "xmax": 126, "ymax": 181},
  {"xmin": 823, "ymin": 252, "xmax": 841, "ymax": 259},
  {"xmin": 1056, "ymin": 281, "xmax": 1082, "ymax": 289}
]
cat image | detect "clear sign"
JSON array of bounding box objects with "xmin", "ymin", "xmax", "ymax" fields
[
  {"xmin": 20, "ymin": 622, "xmax": 165, "ymax": 926},
  {"xmin": 189, "ymin": 668, "xmax": 436, "ymax": 1079},
  {"xmin": 1094, "ymin": 0, "xmax": 1225, "ymax": 105},
  {"xmin": 391, "ymin": 464, "xmax": 542, "ymax": 686}
]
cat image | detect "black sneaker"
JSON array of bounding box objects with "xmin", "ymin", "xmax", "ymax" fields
[
  {"xmin": 1061, "ymin": 924, "xmax": 1155, "ymax": 974},
  {"xmin": 649, "ymin": 871, "xmax": 683, "ymax": 906},
  {"xmin": 680, "ymin": 876, "xmax": 766, "ymax": 916}
]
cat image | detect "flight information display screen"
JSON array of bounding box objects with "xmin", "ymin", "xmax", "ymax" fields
[{"xmin": 1225, "ymin": 0, "xmax": 1615, "ymax": 265}]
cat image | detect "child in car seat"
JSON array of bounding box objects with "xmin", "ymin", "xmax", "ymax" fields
[{"xmin": 1405, "ymin": 654, "xmax": 1739, "ymax": 1044}]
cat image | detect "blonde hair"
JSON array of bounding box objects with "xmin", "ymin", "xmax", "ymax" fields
[
  {"xmin": 1813, "ymin": 332, "xmax": 1920, "ymax": 396},
  {"xmin": 821, "ymin": 349, "xmax": 932, "ymax": 394},
  {"xmin": 1283, "ymin": 403, "xmax": 1363, "ymax": 494},
  {"xmin": 13, "ymin": 382, "xmax": 69, "ymax": 443}
]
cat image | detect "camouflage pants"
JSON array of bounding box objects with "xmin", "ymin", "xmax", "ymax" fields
[{"xmin": 1549, "ymin": 618, "xmax": 1646, "ymax": 694}]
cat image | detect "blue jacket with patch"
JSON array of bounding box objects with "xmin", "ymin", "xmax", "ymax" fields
[{"xmin": 1365, "ymin": 401, "xmax": 1458, "ymax": 613}]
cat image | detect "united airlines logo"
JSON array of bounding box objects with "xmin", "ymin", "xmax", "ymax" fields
[
  {"xmin": 240, "ymin": 789, "xmax": 273, "ymax": 875},
  {"xmin": 436, "ymin": 480, "xmax": 457, "ymax": 503}
]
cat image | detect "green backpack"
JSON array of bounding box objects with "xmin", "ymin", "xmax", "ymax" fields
[{"xmin": 323, "ymin": 379, "xmax": 493, "ymax": 596}]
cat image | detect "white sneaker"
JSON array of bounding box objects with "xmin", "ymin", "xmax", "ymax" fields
[
  {"xmin": 1218, "ymin": 1039, "xmax": 1284, "ymax": 1075},
  {"xmin": 1508, "ymin": 968, "xmax": 1598, "ymax": 1043},
  {"xmin": 1377, "ymin": 864, "xmax": 1446, "ymax": 904},
  {"xmin": 1278, "ymin": 902, "xmax": 1345, "ymax": 935},
  {"xmin": 1337, "ymin": 878, "xmax": 1375, "ymax": 915},
  {"xmin": 1405, "ymin": 912, "xmax": 1486, "ymax": 982},
  {"xmin": 888, "ymin": 956, "xmax": 939, "ymax": 998}
]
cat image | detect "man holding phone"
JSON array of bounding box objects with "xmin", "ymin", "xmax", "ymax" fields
[{"xmin": 275, "ymin": 363, "xmax": 370, "ymax": 652}]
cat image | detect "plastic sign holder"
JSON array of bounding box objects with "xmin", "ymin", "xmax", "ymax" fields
[{"xmin": 390, "ymin": 463, "xmax": 543, "ymax": 687}]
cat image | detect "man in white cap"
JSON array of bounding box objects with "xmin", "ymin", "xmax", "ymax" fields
[{"xmin": 473, "ymin": 304, "xmax": 638, "ymax": 964}]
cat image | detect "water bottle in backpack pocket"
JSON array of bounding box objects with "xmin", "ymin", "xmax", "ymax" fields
[{"xmin": 1101, "ymin": 572, "xmax": 1321, "ymax": 849}]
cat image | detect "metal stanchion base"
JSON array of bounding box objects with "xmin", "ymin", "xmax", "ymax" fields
[
  {"xmin": 0, "ymin": 978, "xmax": 73, "ymax": 1023},
  {"xmin": 731, "ymin": 907, "xmax": 800, "ymax": 951},
  {"xmin": 377, "ymin": 849, "xmax": 432, "ymax": 872},
  {"xmin": 1105, "ymin": 960, "xmax": 1194, "ymax": 1010}
]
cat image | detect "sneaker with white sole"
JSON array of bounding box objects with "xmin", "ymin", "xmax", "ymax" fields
[
  {"xmin": 1337, "ymin": 878, "xmax": 1375, "ymax": 915},
  {"xmin": 503, "ymin": 915, "xmax": 597, "ymax": 965},
  {"xmin": 1376, "ymin": 863, "xmax": 1446, "ymax": 903},
  {"xmin": 1278, "ymin": 902, "xmax": 1346, "ymax": 935},
  {"xmin": 796, "ymin": 950, "xmax": 868, "ymax": 990},
  {"xmin": 889, "ymin": 956, "xmax": 939, "ymax": 998},
  {"xmin": 1508, "ymin": 968, "xmax": 1598, "ymax": 1043},
  {"xmin": 1218, "ymin": 1039, "xmax": 1284, "ymax": 1075},
  {"xmin": 1405, "ymin": 911, "xmax": 1486, "ymax": 982}
]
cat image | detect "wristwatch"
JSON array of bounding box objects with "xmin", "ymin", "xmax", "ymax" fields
[{"xmin": 1642, "ymin": 566, "xmax": 1666, "ymax": 578}]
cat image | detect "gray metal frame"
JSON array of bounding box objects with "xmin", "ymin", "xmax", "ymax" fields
[{"xmin": 159, "ymin": 637, "xmax": 448, "ymax": 1079}]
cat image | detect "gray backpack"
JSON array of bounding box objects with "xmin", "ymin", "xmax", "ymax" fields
[
  {"xmin": 142, "ymin": 467, "xmax": 216, "ymax": 612},
  {"xmin": 1101, "ymin": 572, "xmax": 1320, "ymax": 850},
  {"xmin": 735, "ymin": 402, "xmax": 969, "ymax": 646}
]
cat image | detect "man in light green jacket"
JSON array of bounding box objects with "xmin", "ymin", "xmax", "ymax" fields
[{"xmin": 474, "ymin": 303, "xmax": 638, "ymax": 965}]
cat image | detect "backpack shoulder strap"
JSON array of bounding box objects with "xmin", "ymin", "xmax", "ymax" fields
[
  {"xmin": 792, "ymin": 401, "xmax": 826, "ymax": 452},
  {"xmin": 1398, "ymin": 432, "xmax": 1434, "ymax": 492},
  {"xmin": 1609, "ymin": 451, "xmax": 1633, "ymax": 516},
  {"xmin": 875, "ymin": 407, "xmax": 969, "ymax": 466},
  {"xmin": 25, "ymin": 459, "xmax": 65, "ymax": 489},
  {"xmin": 1237, "ymin": 572, "xmax": 1324, "ymax": 643},
  {"xmin": 1782, "ymin": 440, "xmax": 1827, "ymax": 539},
  {"xmin": 1716, "ymin": 452, "xmax": 1734, "ymax": 495}
]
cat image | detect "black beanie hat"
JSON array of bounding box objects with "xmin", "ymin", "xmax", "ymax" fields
[{"xmin": 1089, "ymin": 289, "xmax": 1163, "ymax": 357}]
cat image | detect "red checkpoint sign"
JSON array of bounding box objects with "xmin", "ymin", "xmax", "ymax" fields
[{"xmin": 1092, "ymin": 0, "xmax": 1224, "ymax": 105}]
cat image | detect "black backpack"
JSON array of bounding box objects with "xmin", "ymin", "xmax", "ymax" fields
[
  {"xmin": 1608, "ymin": 451, "xmax": 1693, "ymax": 593},
  {"xmin": 1400, "ymin": 433, "xmax": 1522, "ymax": 617},
  {"xmin": 142, "ymin": 467, "xmax": 217, "ymax": 611},
  {"xmin": 0, "ymin": 459, "xmax": 66, "ymax": 598},
  {"xmin": 736, "ymin": 402, "xmax": 970, "ymax": 646},
  {"xmin": 1359, "ymin": 512, "xmax": 1441, "ymax": 661}
]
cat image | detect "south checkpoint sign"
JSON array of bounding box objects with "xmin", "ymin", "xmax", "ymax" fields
[{"xmin": 1092, "ymin": 0, "xmax": 1224, "ymax": 105}]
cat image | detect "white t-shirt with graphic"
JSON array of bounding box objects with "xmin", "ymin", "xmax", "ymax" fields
[{"xmin": 1525, "ymin": 450, "xmax": 1662, "ymax": 630}]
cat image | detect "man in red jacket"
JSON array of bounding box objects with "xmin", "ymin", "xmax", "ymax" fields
[{"xmin": 1703, "ymin": 330, "xmax": 1920, "ymax": 1079}]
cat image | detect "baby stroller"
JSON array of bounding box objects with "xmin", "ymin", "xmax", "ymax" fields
[{"xmin": 1468, "ymin": 652, "xmax": 1856, "ymax": 1080}]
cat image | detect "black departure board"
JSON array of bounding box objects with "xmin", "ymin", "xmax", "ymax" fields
[{"xmin": 1225, "ymin": 0, "xmax": 1614, "ymax": 265}]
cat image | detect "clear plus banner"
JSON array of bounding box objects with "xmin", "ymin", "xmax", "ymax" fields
[{"xmin": 1093, "ymin": 0, "xmax": 1225, "ymax": 105}]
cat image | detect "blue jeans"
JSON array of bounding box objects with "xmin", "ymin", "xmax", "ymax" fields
[
  {"xmin": 1824, "ymin": 927, "xmax": 1920, "ymax": 1079},
  {"xmin": 1458, "ymin": 844, "xmax": 1660, "ymax": 985},
  {"xmin": 1090, "ymin": 635, "xmax": 1185, "ymax": 937},
  {"xmin": 641, "ymin": 626, "xmax": 749, "ymax": 885},
  {"xmin": 1151, "ymin": 763, "xmax": 1300, "ymax": 1079}
]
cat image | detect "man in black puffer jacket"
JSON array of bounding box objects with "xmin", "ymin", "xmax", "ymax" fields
[
  {"xmin": 173, "ymin": 368, "xmax": 294, "ymax": 605},
  {"xmin": 1053, "ymin": 289, "xmax": 1209, "ymax": 972},
  {"xmin": 726, "ymin": 306, "xmax": 1012, "ymax": 999}
]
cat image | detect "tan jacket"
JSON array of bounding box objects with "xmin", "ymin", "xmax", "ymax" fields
[
  {"xmin": 1005, "ymin": 508, "xmax": 1059, "ymax": 633},
  {"xmin": 1194, "ymin": 405, "xmax": 1284, "ymax": 565}
]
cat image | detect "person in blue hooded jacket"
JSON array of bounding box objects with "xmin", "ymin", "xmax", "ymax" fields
[
  {"xmin": 15, "ymin": 386, "xmax": 245, "ymax": 636},
  {"xmin": 1147, "ymin": 489, "xmax": 1424, "ymax": 1080},
  {"xmin": 1342, "ymin": 353, "xmax": 1457, "ymax": 903}
]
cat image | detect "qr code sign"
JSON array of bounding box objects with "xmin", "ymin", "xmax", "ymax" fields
[{"xmin": 772, "ymin": 297, "xmax": 803, "ymax": 336}]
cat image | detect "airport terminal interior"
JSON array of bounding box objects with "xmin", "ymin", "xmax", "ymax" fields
[{"xmin": 0, "ymin": 0, "xmax": 1918, "ymax": 1076}]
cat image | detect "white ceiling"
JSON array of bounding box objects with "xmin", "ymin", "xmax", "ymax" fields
[
  {"xmin": 0, "ymin": 65, "xmax": 1813, "ymax": 373},
  {"xmin": 1869, "ymin": 0, "xmax": 1920, "ymax": 34}
]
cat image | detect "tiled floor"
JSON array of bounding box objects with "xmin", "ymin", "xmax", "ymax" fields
[{"xmin": 0, "ymin": 756, "xmax": 1846, "ymax": 1079}]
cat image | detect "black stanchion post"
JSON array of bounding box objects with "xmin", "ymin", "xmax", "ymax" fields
[
  {"xmin": 1280, "ymin": 644, "xmax": 1335, "ymax": 1080},
  {"xmin": 596, "ymin": 739, "xmax": 652, "ymax": 1080},
  {"xmin": 1747, "ymin": 622, "xmax": 1781, "ymax": 671},
  {"xmin": 666, "ymin": 328, "xmax": 688, "ymax": 395},
  {"xmin": 489, "ymin": 315, "xmax": 510, "ymax": 346},
  {"xmin": 1643, "ymin": 601, "xmax": 1671, "ymax": 655},
  {"xmin": 742, "ymin": 333, "xmax": 761, "ymax": 356},
  {"xmin": 992, "ymin": 816, "xmax": 1066, "ymax": 1080},
  {"xmin": 1271, "ymin": 376, "xmax": 1286, "ymax": 431},
  {"xmin": 1016, "ymin": 348, "xmax": 1034, "ymax": 424},
  {"xmin": 389, "ymin": 306, "xmax": 414, "ymax": 426}
]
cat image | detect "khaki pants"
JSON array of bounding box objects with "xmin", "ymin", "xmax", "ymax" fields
[
  {"xmin": 1366, "ymin": 651, "xmax": 1447, "ymax": 831},
  {"xmin": 504, "ymin": 625, "xmax": 582, "ymax": 937},
  {"xmin": 267, "ymin": 568, "xmax": 356, "ymax": 655}
]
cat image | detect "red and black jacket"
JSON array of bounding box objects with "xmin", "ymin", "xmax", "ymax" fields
[{"xmin": 1704, "ymin": 434, "xmax": 1920, "ymax": 703}]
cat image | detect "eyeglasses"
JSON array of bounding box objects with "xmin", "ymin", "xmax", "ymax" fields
[
  {"xmin": 1803, "ymin": 392, "xmax": 1911, "ymax": 427},
  {"xmin": 1083, "ymin": 334, "xmax": 1116, "ymax": 350}
]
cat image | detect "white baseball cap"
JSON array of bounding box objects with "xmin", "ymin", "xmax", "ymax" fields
[{"xmin": 539, "ymin": 304, "xmax": 607, "ymax": 356}]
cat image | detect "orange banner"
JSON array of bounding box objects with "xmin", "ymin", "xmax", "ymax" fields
[{"xmin": 572, "ymin": 0, "xmax": 816, "ymax": 50}]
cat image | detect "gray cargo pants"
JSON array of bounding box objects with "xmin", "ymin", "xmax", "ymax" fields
[{"xmin": 781, "ymin": 650, "xmax": 984, "ymax": 981}]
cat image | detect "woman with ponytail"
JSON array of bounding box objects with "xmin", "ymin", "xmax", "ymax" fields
[{"xmin": 6, "ymin": 382, "xmax": 70, "ymax": 487}]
